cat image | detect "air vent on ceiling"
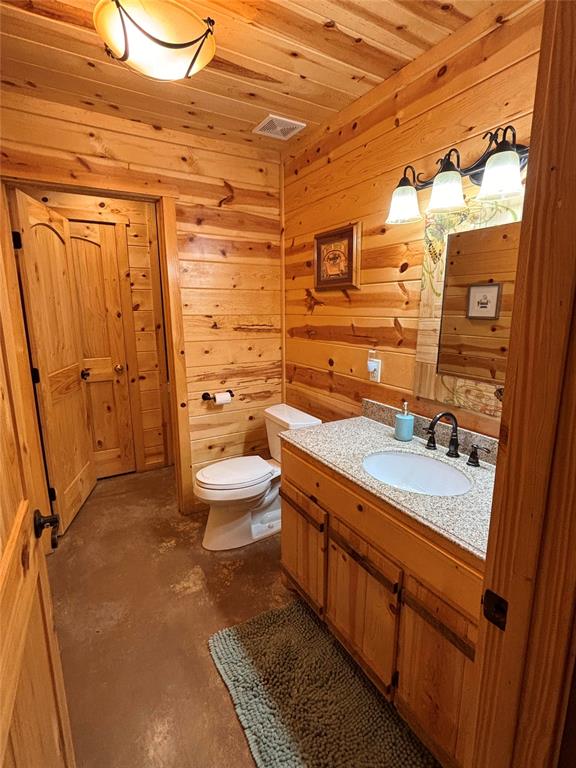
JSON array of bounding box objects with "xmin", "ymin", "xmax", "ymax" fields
[{"xmin": 253, "ymin": 114, "xmax": 307, "ymax": 141}]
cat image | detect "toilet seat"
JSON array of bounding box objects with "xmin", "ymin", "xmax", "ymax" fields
[{"xmin": 196, "ymin": 455, "xmax": 273, "ymax": 491}]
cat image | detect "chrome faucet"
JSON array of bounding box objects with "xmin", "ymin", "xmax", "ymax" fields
[{"xmin": 425, "ymin": 411, "xmax": 460, "ymax": 458}]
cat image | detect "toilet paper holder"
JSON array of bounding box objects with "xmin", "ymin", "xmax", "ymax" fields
[{"xmin": 202, "ymin": 390, "xmax": 235, "ymax": 402}]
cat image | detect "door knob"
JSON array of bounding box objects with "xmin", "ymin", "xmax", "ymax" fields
[
  {"xmin": 114, "ymin": 363, "xmax": 125, "ymax": 374},
  {"xmin": 80, "ymin": 368, "xmax": 90, "ymax": 380},
  {"xmin": 34, "ymin": 509, "xmax": 60, "ymax": 550}
]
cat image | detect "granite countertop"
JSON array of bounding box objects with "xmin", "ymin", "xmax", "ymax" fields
[{"xmin": 281, "ymin": 416, "xmax": 495, "ymax": 560}]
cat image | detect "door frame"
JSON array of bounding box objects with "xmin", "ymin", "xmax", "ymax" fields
[
  {"xmin": 1, "ymin": 179, "xmax": 193, "ymax": 514},
  {"xmin": 472, "ymin": 1, "xmax": 576, "ymax": 765}
]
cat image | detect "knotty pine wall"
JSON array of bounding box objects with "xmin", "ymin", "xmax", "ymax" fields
[
  {"xmin": 282, "ymin": 3, "xmax": 543, "ymax": 437},
  {"xmin": 0, "ymin": 94, "xmax": 282, "ymax": 484}
]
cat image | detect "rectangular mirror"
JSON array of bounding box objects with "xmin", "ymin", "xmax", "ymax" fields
[
  {"xmin": 437, "ymin": 223, "xmax": 520, "ymax": 385},
  {"xmin": 414, "ymin": 198, "xmax": 524, "ymax": 421}
]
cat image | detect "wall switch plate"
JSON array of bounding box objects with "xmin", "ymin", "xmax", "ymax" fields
[{"xmin": 367, "ymin": 356, "xmax": 381, "ymax": 382}]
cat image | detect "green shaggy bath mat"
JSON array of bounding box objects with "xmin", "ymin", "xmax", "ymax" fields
[{"xmin": 209, "ymin": 600, "xmax": 439, "ymax": 768}]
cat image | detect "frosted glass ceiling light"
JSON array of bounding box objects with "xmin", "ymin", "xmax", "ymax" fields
[
  {"xmin": 477, "ymin": 126, "xmax": 524, "ymax": 200},
  {"xmin": 427, "ymin": 149, "xmax": 467, "ymax": 214},
  {"xmin": 386, "ymin": 166, "xmax": 422, "ymax": 224},
  {"xmin": 93, "ymin": 0, "xmax": 216, "ymax": 81}
]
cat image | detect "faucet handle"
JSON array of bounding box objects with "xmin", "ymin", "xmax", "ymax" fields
[
  {"xmin": 425, "ymin": 427, "xmax": 436, "ymax": 451},
  {"xmin": 467, "ymin": 444, "xmax": 491, "ymax": 467}
]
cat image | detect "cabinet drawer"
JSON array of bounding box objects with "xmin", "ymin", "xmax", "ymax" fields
[
  {"xmin": 280, "ymin": 480, "xmax": 327, "ymax": 614},
  {"xmin": 326, "ymin": 518, "xmax": 402, "ymax": 695},
  {"xmin": 282, "ymin": 445, "xmax": 483, "ymax": 621}
]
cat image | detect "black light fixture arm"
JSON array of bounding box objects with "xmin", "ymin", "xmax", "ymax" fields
[
  {"xmin": 415, "ymin": 147, "xmax": 461, "ymax": 189},
  {"xmin": 397, "ymin": 165, "xmax": 419, "ymax": 187},
  {"xmin": 407, "ymin": 124, "xmax": 528, "ymax": 191},
  {"xmin": 105, "ymin": 0, "xmax": 215, "ymax": 77}
]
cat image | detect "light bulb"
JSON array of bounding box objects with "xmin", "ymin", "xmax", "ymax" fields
[
  {"xmin": 386, "ymin": 184, "xmax": 422, "ymax": 224},
  {"xmin": 427, "ymin": 170, "xmax": 467, "ymax": 213},
  {"xmin": 477, "ymin": 149, "xmax": 524, "ymax": 200}
]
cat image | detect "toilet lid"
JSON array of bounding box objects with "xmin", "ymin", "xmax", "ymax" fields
[{"xmin": 195, "ymin": 456, "xmax": 273, "ymax": 490}]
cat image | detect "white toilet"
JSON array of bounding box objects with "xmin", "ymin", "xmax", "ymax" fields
[{"xmin": 196, "ymin": 404, "xmax": 321, "ymax": 551}]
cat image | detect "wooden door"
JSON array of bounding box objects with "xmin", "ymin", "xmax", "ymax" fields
[
  {"xmin": 280, "ymin": 480, "xmax": 327, "ymax": 613},
  {"xmin": 326, "ymin": 518, "xmax": 401, "ymax": 696},
  {"xmin": 9, "ymin": 190, "xmax": 96, "ymax": 534},
  {"xmin": 1, "ymin": 186, "xmax": 75, "ymax": 767},
  {"xmin": 396, "ymin": 576, "xmax": 478, "ymax": 768},
  {"xmin": 70, "ymin": 222, "xmax": 135, "ymax": 478}
]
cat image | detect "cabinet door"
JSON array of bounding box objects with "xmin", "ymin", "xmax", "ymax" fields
[
  {"xmin": 280, "ymin": 480, "xmax": 327, "ymax": 613},
  {"xmin": 396, "ymin": 575, "xmax": 479, "ymax": 768},
  {"xmin": 326, "ymin": 518, "xmax": 402, "ymax": 696}
]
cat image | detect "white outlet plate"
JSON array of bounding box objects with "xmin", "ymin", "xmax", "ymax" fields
[{"xmin": 369, "ymin": 359, "xmax": 382, "ymax": 382}]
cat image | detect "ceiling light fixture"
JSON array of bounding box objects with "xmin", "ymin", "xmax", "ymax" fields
[
  {"xmin": 385, "ymin": 125, "xmax": 528, "ymax": 224},
  {"xmin": 93, "ymin": 0, "xmax": 216, "ymax": 81}
]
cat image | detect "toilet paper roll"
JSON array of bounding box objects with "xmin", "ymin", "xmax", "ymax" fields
[{"xmin": 214, "ymin": 391, "xmax": 232, "ymax": 405}]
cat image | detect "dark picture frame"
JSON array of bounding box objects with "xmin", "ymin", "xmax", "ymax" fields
[
  {"xmin": 467, "ymin": 282, "xmax": 502, "ymax": 320},
  {"xmin": 313, "ymin": 223, "xmax": 360, "ymax": 290}
]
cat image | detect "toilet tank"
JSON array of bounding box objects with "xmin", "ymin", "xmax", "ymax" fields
[{"xmin": 264, "ymin": 404, "xmax": 321, "ymax": 462}]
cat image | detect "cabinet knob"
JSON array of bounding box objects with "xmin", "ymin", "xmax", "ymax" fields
[{"xmin": 114, "ymin": 363, "xmax": 125, "ymax": 374}]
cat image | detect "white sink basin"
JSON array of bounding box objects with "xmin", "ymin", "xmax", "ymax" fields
[{"xmin": 362, "ymin": 451, "xmax": 472, "ymax": 496}]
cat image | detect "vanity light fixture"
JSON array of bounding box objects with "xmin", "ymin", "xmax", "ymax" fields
[
  {"xmin": 477, "ymin": 126, "xmax": 524, "ymax": 201},
  {"xmin": 426, "ymin": 149, "xmax": 467, "ymax": 214},
  {"xmin": 385, "ymin": 124, "xmax": 528, "ymax": 224},
  {"xmin": 93, "ymin": 0, "xmax": 216, "ymax": 81},
  {"xmin": 385, "ymin": 166, "xmax": 423, "ymax": 224}
]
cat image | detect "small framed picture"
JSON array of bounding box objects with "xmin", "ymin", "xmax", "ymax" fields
[
  {"xmin": 314, "ymin": 223, "xmax": 360, "ymax": 290},
  {"xmin": 467, "ymin": 283, "xmax": 502, "ymax": 319}
]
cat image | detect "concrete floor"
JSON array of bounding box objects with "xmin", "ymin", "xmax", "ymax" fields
[{"xmin": 48, "ymin": 468, "xmax": 290, "ymax": 768}]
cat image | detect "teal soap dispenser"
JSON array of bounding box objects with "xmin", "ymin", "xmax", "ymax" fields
[{"xmin": 395, "ymin": 400, "xmax": 414, "ymax": 442}]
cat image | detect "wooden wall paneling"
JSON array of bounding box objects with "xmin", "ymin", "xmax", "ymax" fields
[
  {"xmin": 0, "ymin": 88, "xmax": 280, "ymax": 513},
  {"xmin": 0, "ymin": 106, "xmax": 281, "ymax": 188},
  {"xmin": 190, "ymin": 429, "xmax": 269, "ymax": 467},
  {"xmin": 156, "ymin": 197, "xmax": 194, "ymax": 513},
  {"xmin": 473, "ymin": 2, "xmax": 576, "ymax": 765},
  {"xmin": 282, "ymin": 3, "xmax": 541, "ymax": 435},
  {"xmin": 146, "ymin": 203, "xmax": 173, "ymax": 467}
]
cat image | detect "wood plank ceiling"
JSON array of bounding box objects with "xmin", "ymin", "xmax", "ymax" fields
[{"xmin": 0, "ymin": 0, "xmax": 521, "ymax": 149}]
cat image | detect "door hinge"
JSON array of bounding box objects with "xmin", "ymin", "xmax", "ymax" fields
[
  {"xmin": 48, "ymin": 486, "xmax": 57, "ymax": 502},
  {"xmin": 391, "ymin": 670, "xmax": 399, "ymax": 689},
  {"xmin": 11, "ymin": 230, "xmax": 22, "ymax": 249},
  {"xmin": 31, "ymin": 367, "xmax": 41, "ymax": 384},
  {"xmin": 482, "ymin": 588, "xmax": 508, "ymax": 631}
]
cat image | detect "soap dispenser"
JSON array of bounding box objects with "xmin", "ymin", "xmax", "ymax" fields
[{"xmin": 395, "ymin": 400, "xmax": 414, "ymax": 442}]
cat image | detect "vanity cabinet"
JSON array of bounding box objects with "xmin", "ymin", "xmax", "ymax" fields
[
  {"xmin": 326, "ymin": 517, "xmax": 402, "ymax": 696},
  {"xmin": 280, "ymin": 443, "xmax": 484, "ymax": 768},
  {"xmin": 280, "ymin": 478, "xmax": 327, "ymax": 613},
  {"xmin": 396, "ymin": 576, "xmax": 479, "ymax": 767}
]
